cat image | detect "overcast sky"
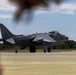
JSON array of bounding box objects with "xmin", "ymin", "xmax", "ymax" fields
[{"xmin": 0, "ymin": 0, "xmax": 76, "ymax": 41}]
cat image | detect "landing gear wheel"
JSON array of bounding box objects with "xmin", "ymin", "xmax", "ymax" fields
[
  {"xmin": 15, "ymin": 50, "xmax": 18, "ymax": 53},
  {"xmin": 29, "ymin": 45, "xmax": 36, "ymax": 53},
  {"xmin": 47, "ymin": 46, "xmax": 51, "ymax": 53},
  {"xmin": 47, "ymin": 49, "xmax": 51, "ymax": 53},
  {"xmin": 44, "ymin": 49, "xmax": 46, "ymax": 53}
]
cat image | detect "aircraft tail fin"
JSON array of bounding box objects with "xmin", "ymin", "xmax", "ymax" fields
[{"xmin": 0, "ymin": 23, "xmax": 15, "ymax": 39}]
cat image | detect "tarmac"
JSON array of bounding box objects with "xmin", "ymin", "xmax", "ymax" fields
[{"xmin": 1, "ymin": 51, "xmax": 76, "ymax": 75}]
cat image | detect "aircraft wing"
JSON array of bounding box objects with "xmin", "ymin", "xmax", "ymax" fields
[{"xmin": 33, "ymin": 33, "xmax": 56, "ymax": 43}]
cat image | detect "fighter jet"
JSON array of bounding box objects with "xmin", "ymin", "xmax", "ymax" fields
[{"xmin": 0, "ymin": 23, "xmax": 56, "ymax": 53}]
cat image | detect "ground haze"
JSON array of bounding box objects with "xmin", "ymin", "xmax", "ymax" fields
[{"xmin": 1, "ymin": 51, "xmax": 76, "ymax": 75}]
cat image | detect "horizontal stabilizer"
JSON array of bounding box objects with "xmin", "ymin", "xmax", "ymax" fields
[{"xmin": 6, "ymin": 38, "xmax": 15, "ymax": 44}]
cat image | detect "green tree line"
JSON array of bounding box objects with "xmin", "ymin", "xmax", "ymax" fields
[{"xmin": 52, "ymin": 40, "xmax": 76, "ymax": 49}]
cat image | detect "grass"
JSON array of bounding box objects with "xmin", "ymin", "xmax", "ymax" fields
[
  {"xmin": 0, "ymin": 48, "xmax": 76, "ymax": 53},
  {"xmin": 1, "ymin": 51, "xmax": 76, "ymax": 75}
]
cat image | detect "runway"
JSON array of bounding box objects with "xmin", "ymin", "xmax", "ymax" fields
[{"xmin": 1, "ymin": 51, "xmax": 76, "ymax": 75}]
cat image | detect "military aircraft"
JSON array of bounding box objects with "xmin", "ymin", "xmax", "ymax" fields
[{"xmin": 0, "ymin": 23, "xmax": 56, "ymax": 53}]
